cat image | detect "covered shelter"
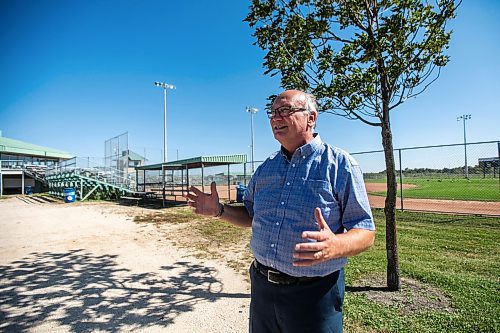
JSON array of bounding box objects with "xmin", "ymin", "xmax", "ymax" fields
[
  {"xmin": 478, "ymin": 157, "xmax": 500, "ymax": 178},
  {"xmin": 135, "ymin": 154, "xmax": 248, "ymax": 204}
]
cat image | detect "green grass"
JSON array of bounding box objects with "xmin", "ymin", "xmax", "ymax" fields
[
  {"xmin": 367, "ymin": 178, "xmax": 500, "ymax": 201},
  {"xmin": 345, "ymin": 209, "xmax": 499, "ymax": 332}
]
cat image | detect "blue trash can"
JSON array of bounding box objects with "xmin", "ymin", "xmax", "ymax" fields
[
  {"xmin": 24, "ymin": 185, "xmax": 33, "ymax": 195},
  {"xmin": 63, "ymin": 187, "xmax": 76, "ymax": 203},
  {"xmin": 236, "ymin": 184, "xmax": 247, "ymax": 203}
]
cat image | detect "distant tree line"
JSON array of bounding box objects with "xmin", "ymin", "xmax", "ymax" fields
[{"xmin": 365, "ymin": 163, "xmax": 499, "ymax": 179}]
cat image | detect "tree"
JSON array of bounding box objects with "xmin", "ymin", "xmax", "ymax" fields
[{"xmin": 245, "ymin": 0, "xmax": 461, "ymax": 290}]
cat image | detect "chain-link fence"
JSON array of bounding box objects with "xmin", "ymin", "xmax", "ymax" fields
[
  {"xmin": 132, "ymin": 141, "xmax": 498, "ymax": 215},
  {"xmin": 105, "ymin": 132, "xmax": 129, "ymax": 178},
  {"xmin": 239, "ymin": 141, "xmax": 499, "ymax": 216},
  {"xmin": 354, "ymin": 141, "xmax": 499, "ymax": 216}
]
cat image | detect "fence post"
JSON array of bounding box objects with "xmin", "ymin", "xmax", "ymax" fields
[
  {"xmin": 243, "ymin": 162, "xmax": 247, "ymax": 186},
  {"xmin": 201, "ymin": 163, "xmax": 205, "ymax": 193},
  {"xmin": 227, "ymin": 163, "xmax": 231, "ymax": 201},
  {"xmin": 398, "ymin": 149, "xmax": 404, "ymax": 212}
]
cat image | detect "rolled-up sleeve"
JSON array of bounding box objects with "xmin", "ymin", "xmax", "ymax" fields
[
  {"xmin": 337, "ymin": 158, "xmax": 375, "ymax": 231},
  {"xmin": 243, "ymin": 178, "xmax": 255, "ymax": 218}
]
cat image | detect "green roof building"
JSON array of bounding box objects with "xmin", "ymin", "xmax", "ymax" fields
[{"xmin": 0, "ymin": 131, "xmax": 73, "ymax": 195}]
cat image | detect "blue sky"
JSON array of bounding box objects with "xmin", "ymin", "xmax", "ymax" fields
[{"xmin": 1, "ymin": 0, "xmax": 499, "ymax": 169}]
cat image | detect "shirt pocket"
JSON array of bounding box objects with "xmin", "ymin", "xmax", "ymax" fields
[
  {"xmin": 302, "ymin": 179, "xmax": 336, "ymax": 206},
  {"xmin": 299, "ymin": 179, "xmax": 341, "ymax": 226}
]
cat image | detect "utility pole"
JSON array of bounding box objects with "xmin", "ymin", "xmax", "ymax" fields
[
  {"xmin": 246, "ymin": 107, "xmax": 259, "ymax": 174},
  {"xmin": 154, "ymin": 81, "xmax": 176, "ymax": 163}
]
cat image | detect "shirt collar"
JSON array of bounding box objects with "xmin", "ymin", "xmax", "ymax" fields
[{"xmin": 280, "ymin": 133, "xmax": 323, "ymax": 161}]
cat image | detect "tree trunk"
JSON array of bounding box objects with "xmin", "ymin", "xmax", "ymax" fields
[{"xmin": 381, "ymin": 120, "xmax": 400, "ymax": 291}]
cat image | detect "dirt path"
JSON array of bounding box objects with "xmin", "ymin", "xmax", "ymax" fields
[
  {"xmin": 0, "ymin": 197, "xmax": 250, "ymax": 332},
  {"xmin": 366, "ymin": 194, "xmax": 500, "ymax": 215}
]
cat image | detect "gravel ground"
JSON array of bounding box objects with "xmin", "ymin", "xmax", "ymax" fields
[{"xmin": 0, "ymin": 196, "xmax": 250, "ymax": 332}]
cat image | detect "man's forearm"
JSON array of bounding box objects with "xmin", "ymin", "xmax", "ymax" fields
[
  {"xmin": 218, "ymin": 204, "xmax": 252, "ymax": 228},
  {"xmin": 335, "ymin": 228, "xmax": 375, "ymax": 258}
]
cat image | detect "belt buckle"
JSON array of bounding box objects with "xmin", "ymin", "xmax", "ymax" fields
[{"xmin": 267, "ymin": 269, "xmax": 281, "ymax": 284}]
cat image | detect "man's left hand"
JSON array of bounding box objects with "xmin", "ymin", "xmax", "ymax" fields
[{"xmin": 293, "ymin": 207, "xmax": 343, "ymax": 267}]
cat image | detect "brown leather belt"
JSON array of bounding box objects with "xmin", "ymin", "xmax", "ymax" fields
[{"xmin": 253, "ymin": 260, "xmax": 320, "ymax": 285}]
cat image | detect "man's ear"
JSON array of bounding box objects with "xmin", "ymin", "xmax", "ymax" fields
[{"xmin": 307, "ymin": 111, "xmax": 317, "ymax": 129}]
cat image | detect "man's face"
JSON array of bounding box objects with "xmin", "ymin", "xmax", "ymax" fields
[{"xmin": 270, "ymin": 91, "xmax": 316, "ymax": 153}]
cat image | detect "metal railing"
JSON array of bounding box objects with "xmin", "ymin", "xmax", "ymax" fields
[
  {"xmin": 46, "ymin": 157, "xmax": 136, "ymax": 191},
  {"xmin": 1, "ymin": 160, "xmax": 53, "ymax": 170}
]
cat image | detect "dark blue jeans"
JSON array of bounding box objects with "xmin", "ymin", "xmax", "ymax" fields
[{"xmin": 249, "ymin": 264, "xmax": 345, "ymax": 333}]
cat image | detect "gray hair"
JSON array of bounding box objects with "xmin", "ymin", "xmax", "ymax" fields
[
  {"xmin": 304, "ymin": 93, "xmax": 318, "ymax": 113},
  {"xmin": 304, "ymin": 93, "xmax": 318, "ymax": 130}
]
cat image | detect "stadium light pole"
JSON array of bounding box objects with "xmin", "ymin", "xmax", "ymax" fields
[
  {"xmin": 457, "ymin": 114, "xmax": 471, "ymax": 179},
  {"xmin": 246, "ymin": 107, "xmax": 259, "ymax": 173},
  {"xmin": 154, "ymin": 81, "xmax": 176, "ymax": 163}
]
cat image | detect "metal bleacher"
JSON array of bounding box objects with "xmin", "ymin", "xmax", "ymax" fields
[{"xmin": 45, "ymin": 158, "xmax": 136, "ymax": 201}]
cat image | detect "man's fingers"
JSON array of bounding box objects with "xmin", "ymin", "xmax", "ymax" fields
[
  {"xmin": 314, "ymin": 207, "xmax": 331, "ymax": 232},
  {"xmin": 210, "ymin": 182, "xmax": 217, "ymax": 196},
  {"xmin": 293, "ymin": 250, "xmax": 324, "ymax": 260},
  {"xmin": 293, "ymin": 247, "xmax": 328, "ymax": 267},
  {"xmin": 301, "ymin": 230, "xmax": 324, "ymax": 241},
  {"xmin": 293, "ymin": 209, "xmax": 339, "ymax": 266},
  {"xmin": 189, "ymin": 186, "xmax": 203, "ymax": 196},
  {"xmin": 185, "ymin": 193, "xmax": 197, "ymax": 201},
  {"xmin": 294, "ymin": 240, "xmax": 323, "ymax": 252}
]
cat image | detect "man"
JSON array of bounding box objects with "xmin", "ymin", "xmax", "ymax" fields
[{"xmin": 186, "ymin": 90, "xmax": 375, "ymax": 333}]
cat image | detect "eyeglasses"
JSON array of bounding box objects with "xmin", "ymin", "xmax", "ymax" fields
[{"xmin": 266, "ymin": 106, "xmax": 308, "ymax": 119}]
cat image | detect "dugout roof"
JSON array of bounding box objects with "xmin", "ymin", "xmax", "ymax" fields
[{"xmin": 135, "ymin": 154, "xmax": 247, "ymax": 171}]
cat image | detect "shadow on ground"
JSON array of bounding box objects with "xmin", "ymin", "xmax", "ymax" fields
[
  {"xmin": 0, "ymin": 249, "xmax": 249, "ymax": 331},
  {"xmin": 118, "ymin": 198, "xmax": 187, "ymax": 210}
]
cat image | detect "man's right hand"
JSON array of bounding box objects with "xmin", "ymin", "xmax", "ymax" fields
[{"xmin": 185, "ymin": 181, "xmax": 221, "ymax": 217}]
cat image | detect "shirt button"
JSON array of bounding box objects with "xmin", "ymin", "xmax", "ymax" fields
[
  {"xmin": 271, "ymin": 244, "xmax": 275, "ymax": 248},
  {"xmin": 286, "ymin": 182, "xmax": 290, "ymax": 186},
  {"xmin": 302, "ymin": 156, "xmax": 306, "ymax": 159},
  {"xmin": 292, "ymin": 164, "xmax": 296, "ymax": 167},
  {"xmin": 281, "ymin": 201, "xmax": 284, "ymax": 205},
  {"xmin": 276, "ymin": 222, "xmax": 279, "ymax": 226}
]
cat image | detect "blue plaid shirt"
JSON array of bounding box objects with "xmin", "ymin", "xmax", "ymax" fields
[{"xmin": 244, "ymin": 134, "xmax": 374, "ymax": 277}]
